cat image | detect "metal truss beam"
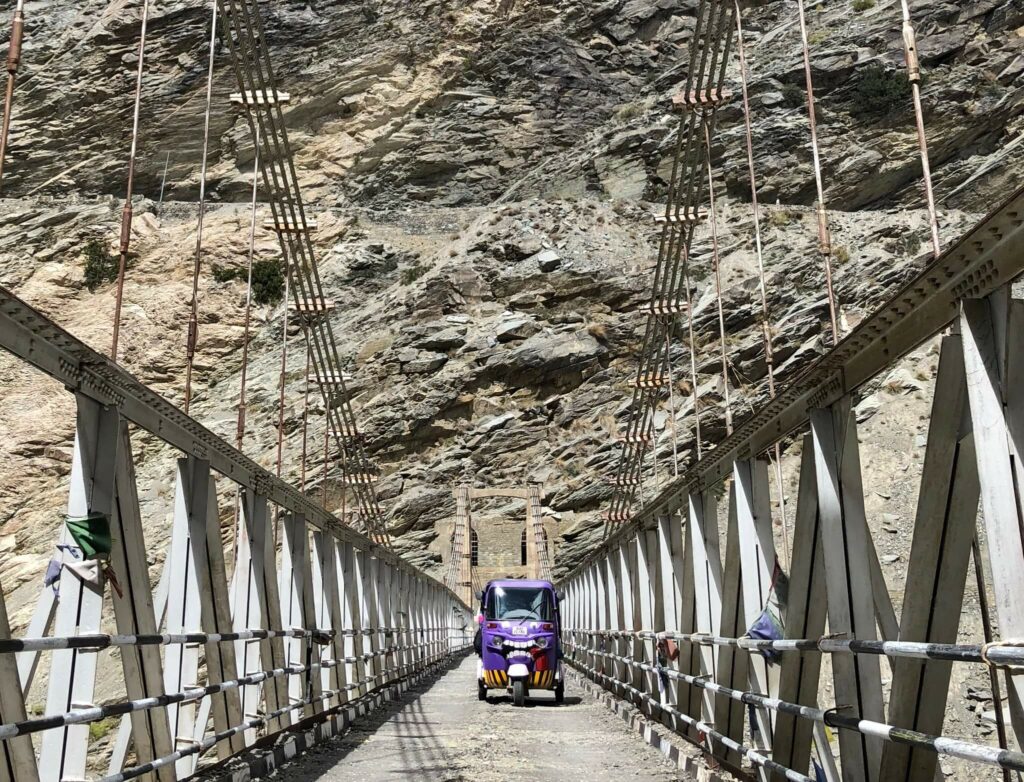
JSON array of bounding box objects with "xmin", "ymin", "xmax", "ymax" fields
[
  {"xmin": 0, "ymin": 284, "xmax": 436, "ymax": 588},
  {"xmin": 570, "ymin": 183, "xmax": 1024, "ymax": 576}
]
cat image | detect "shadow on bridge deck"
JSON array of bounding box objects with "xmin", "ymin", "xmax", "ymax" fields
[{"xmin": 269, "ymin": 655, "xmax": 687, "ymax": 781}]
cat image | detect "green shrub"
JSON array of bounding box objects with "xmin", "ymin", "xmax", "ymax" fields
[
  {"xmin": 833, "ymin": 244, "xmax": 850, "ymax": 264},
  {"xmin": 852, "ymin": 64, "xmax": 906, "ymax": 116},
  {"xmin": 212, "ymin": 263, "xmax": 239, "ymax": 284},
  {"xmin": 852, "ymin": 0, "xmax": 876, "ymax": 9},
  {"xmin": 250, "ymin": 259, "xmax": 284, "ymax": 305},
  {"xmin": 211, "ymin": 259, "xmax": 284, "ymax": 306},
  {"xmin": 768, "ymin": 209, "xmax": 802, "ymax": 228},
  {"xmin": 88, "ymin": 716, "xmax": 117, "ymax": 743},
  {"xmin": 400, "ymin": 263, "xmax": 427, "ymax": 285},
  {"xmin": 83, "ymin": 239, "xmax": 120, "ymax": 291}
]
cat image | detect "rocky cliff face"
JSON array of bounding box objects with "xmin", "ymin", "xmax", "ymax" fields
[{"xmin": 0, "ymin": 0, "xmax": 1021, "ymax": 756}]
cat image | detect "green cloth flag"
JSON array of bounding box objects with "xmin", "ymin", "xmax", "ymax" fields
[{"xmin": 65, "ymin": 512, "xmax": 112, "ymax": 559}]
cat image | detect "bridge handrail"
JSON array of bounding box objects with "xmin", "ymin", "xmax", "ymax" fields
[
  {"xmin": 565, "ymin": 627, "xmax": 1024, "ymax": 667},
  {"xmin": 566, "ymin": 640, "xmax": 1024, "ymax": 774}
]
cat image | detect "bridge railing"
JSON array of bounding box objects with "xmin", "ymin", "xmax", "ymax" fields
[
  {"xmin": 0, "ymin": 285, "xmax": 472, "ymax": 782},
  {"xmin": 559, "ymin": 180, "xmax": 1024, "ymax": 782}
]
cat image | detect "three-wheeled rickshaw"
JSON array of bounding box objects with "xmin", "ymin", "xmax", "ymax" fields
[{"xmin": 475, "ymin": 579, "xmax": 564, "ymax": 706}]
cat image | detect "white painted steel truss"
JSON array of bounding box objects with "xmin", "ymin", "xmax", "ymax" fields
[
  {"xmin": 0, "ymin": 285, "xmax": 471, "ymax": 782},
  {"xmin": 561, "ymin": 181, "xmax": 1024, "ymax": 782}
]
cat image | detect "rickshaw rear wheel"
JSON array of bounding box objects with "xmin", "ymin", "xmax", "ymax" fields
[
  {"xmin": 555, "ymin": 682, "xmax": 565, "ymax": 704},
  {"xmin": 512, "ymin": 680, "xmax": 526, "ymax": 707},
  {"xmin": 477, "ymin": 681, "xmax": 487, "ymax": 701}
]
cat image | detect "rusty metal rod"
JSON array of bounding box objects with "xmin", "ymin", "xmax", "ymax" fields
[
  {"xmin": 735, "ymin": 0, "xmax": 790, "ymax": 566},
  {"xmin": 0, "ymin": 0, "xmax": 24, "ymax": 195},
  {"xmin": 321, "ymin": 423, "xmax": 329, "ymax": 508},
  {"xmin": 275, "ymin": 272, "xmax": 291, "ymax": 478},
  {"xmin": 705, "ymin": 122, "xmax": 732, "ymax": 436},
  {"xmin": 683, "ymin": 244, "xmax": 702, "ymax": 461},
  {"xmin": 183, "ymin": 0, "xmax": 219, "ymax": 413},
  {"xmin": 666, "ymin": 329, "xmax": 680, "ymax": 478},
  {"xmin": 898, "ymin": 0, "xmax": 941, "ymax": 258},
  {"xmin": 111, "ymin": 0, "xmax": 151, "ymax": 361},
  {"xmin": 796, "ymin": 0, "xmax": 840, "ymax": 347},
  {"xmin": 301, "ymin": 337, "xmax": 311, "ymax": 493},
  {"xmin": 232, "ymin": 125, "xmax": 261, "ymax": 563},
  {"xmin": 235, "ymin": 125, "xmax": 261, "ymax": 455}
]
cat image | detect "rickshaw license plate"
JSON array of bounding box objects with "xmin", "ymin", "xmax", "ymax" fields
[{"xmin": 511, "ymin": 626, "xmax": 529, "ymax": 636}]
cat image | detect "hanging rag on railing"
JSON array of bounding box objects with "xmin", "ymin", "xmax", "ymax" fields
[
  {"xmin": 42, "ymin": 514, "xmax": 123, "ymax": 598},
  {"xmin": 655, "ymin": 636, "xmax": 680, "ymax": 695},
  {"xmin": 744, "ymin": 560, "xmax": 788, "ymax": 664},
  {"xmin": 43, "ymin": 543, "xmax": 80, "ymax": 594}
]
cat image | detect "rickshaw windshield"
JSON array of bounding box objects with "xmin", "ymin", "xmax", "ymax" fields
[{"xmin": 485, "ymin": 586, "xmax": 554, "ymax": 622}]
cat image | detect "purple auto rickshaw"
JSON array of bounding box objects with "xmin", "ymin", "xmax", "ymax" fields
[{"xmin": 475, "ymin": 579, "xmax": 564, "ymax": 706}]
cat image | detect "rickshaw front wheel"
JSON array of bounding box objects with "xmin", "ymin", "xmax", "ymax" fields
[
  {"xmin": 512, "ymin": 679, "xmax": 526, "ymax": 707},
  {"xmin": 477, "ymin": 681, "xmax": 487, "ymax": 701},
  {"xmin": 555, "ymin": 682, "xmax": 564, "ymax": 704}
]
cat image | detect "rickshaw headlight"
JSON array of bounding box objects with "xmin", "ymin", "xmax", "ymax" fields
[{"xmin": 533, "ymin": 637, "xmax": 549, "ymax": 649}]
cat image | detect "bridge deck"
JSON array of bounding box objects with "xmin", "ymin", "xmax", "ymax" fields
[{"xmin": 276, "ymin": 655, "xmax": 686, "ymax": 781}]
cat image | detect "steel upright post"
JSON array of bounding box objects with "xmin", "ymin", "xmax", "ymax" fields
[
  {"xmin": 773, "ymin": 439, "xmax": 833, "ymax": 781},
  {"xmin": 881, "ymin": 334, "xmax": 979, "ymax": 782},
  {"xmin": 715, "ymin": 482, "xmax": 749, "ymax": 766},
  {"xmin": 961, "ymin": 293, "xmax": 1024, "ymax": 749},
  {"xmin": 106, "ymin": 422, "xmax": 175, "ymax": 781},
  {"xmin": 810, "ymin": 400, "xmax": 885, "ymax": 782},
  {"xmin": 733, "ymin": 458, "xmax": 780, "ymax": 763},
  {"xmin": 41, "ymin": 397, "xmax": 119, "ymax": 782},
  {"xmin": 339, "ymin": 541, "xmax": 367, "ymax": 699},
  {"xmin": 312, "ymin": 530, "xmax": 347, "ymax": 708},
  {"xmin": 687, "ymin": 490, "xmax": 723, "ymax": 727},
  {"xmin": 0, "ymin": 576, "xmax": 36, "ymax": 782}
]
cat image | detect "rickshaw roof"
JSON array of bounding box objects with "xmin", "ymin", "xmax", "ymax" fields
[{"xmin": 485, "ymin": 579, "xmax": 555, "ymax": 590}]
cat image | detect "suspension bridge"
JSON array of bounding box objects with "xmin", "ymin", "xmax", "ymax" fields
[{"xmin": 0, "ymin": 0, "xmax": 1022, "ymax": 780}]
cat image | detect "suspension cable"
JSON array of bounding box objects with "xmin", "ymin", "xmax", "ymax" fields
[
  {"xmin": 0, "ymin": 0, "xmax": 25, "ymax": 195},
  {"xmin": 898, "ymin": 0, "xmax": 940, "ymax": 257},
  {"xmin": 217, "ymin": 0, "xmax": 389, "ymax": 543},
  {"xmin": 232, "ymin": 125, "xmax": 261, "ymax": 563},
  {"xmin": 275, "ymin": 272, "xmax": 291, "ymax": 478},
  {"xmin": 301, "ymin": 338, "xmax": 311, "ymax": 492},
  {"xmin": 796, "ymin": 0, "xmax": 840, "ymax": 347},
  {"xmin": 321, "ymin": 423, "xmax": 330, "ymax": 508},
  {"xmin": 683, "ymin": 243, "xmax": 702, "ymax": 460},
  {"xmin": 183, "ymin": 0, "xmax": 219, "ymax": 413},
  {"xmin": 705, "ymin": 123, "xmax": 732, "ymax": 436},
  {"xmin": 735, "ymin": 0, "xmax": 789, "ymax": 566},
  {"xmin": 665, "ymin": 329, "xmax": 680, "ymax": 478},
  {"xmin": 235, "ymin": 126, "xmax": 261, "ymax": 455},
  {"xmin": 603, "ymin": 0, "xmax": 734, "ymax": 533},
  {"xmin": 110, "ymin": 0, "xmax": 151, "ymax": 361}
]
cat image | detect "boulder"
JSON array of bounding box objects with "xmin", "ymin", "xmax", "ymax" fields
[
  {"xmin": 532, "ymin": 248, "xmax": 562, "ymax": 272},
  {"xmin": 495, "ymin": 318, "xmax": 541, "ymax": 342},
  {"xmin": 412, "ymin": 325, "xmax": 467, "ymax": 351},
  {"xmin": 399, "ymin": 350, "xmax": 448, "ymax": 374}
]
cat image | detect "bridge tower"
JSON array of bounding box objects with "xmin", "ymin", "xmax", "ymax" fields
[{"xmin": 444, "ymin": 485, "xmax": 554, "ymax": 605}]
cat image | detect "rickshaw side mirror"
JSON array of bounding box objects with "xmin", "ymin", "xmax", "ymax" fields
[
  {"xmin": 474, "ymin": 590, "xmax": 484, "ymax": 601},
  {"xmin": 556, "ymin": 590, "xmax": 565, "ymax": 601}
]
